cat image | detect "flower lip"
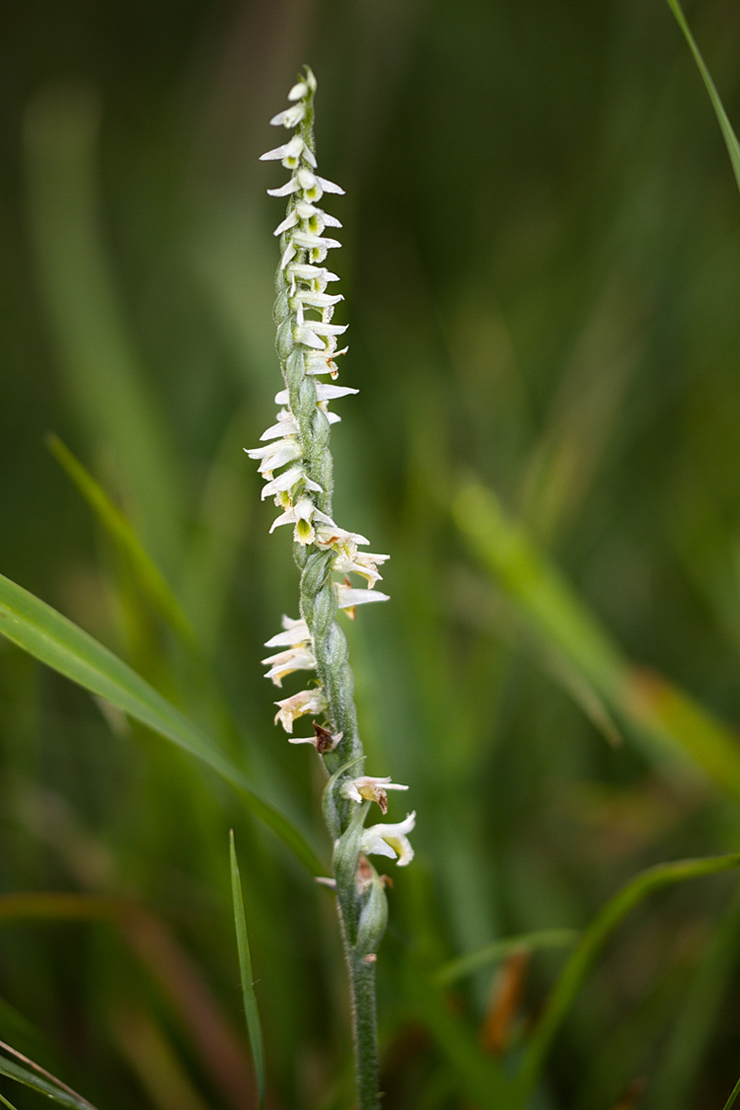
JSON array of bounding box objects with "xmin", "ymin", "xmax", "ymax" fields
[{"xmin": 360, "ymin": 812, "xmax": 416, "ymax": 866}]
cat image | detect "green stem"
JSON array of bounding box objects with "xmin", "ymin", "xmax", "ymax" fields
[{"xmin": 342, "ymin": 921, "xmax": 379, "ymax": 1110}]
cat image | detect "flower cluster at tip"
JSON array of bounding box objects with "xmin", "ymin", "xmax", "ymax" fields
[{"xmin": 250, "ymin": 68, "xmax": 414, "ymax": 868}]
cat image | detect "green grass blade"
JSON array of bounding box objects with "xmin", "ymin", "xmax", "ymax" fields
[
  {"xmin": 454, "ymin": 483, "xmax": 740, "ymax": 797},
  {"xmin": 24, "ymin": 85, "xmax": 184, "ymax": 574},
  {"xmin": 434, "ymin": 928, "xmax": 578, "ymax": 988},
  {"xmin": 0, "ymin": 1043, "xmax": 99, "ymax": 1110},
  {"xmin": 229, "ymin": 831, "xmax": 266, "ymax": 1109},
  {"xmin": 722, "ymin": 1075, "xmax": 740, "ymax": 1110},
  {"xmin": 0, "ymin": 573, "xmax": 323, "ymax": 875},
  {"xmin": 401, "ymin": 963, "xmax": 515, "ymax": 1108},
  {"xmin": 516, "ymin": 852, "xmax": 740, "ymax": 1099},
  {"xmin": 0, "ymin": 1090, "xmax": 20, "ymax": 1110},
  {"xmin": 47, "ymin": 434, "xmax": 198, "ymax": 651},
  {"xmin": 650, "ymin": 883, "xmax": 740, "ymax": 1109},
  {"xmin": 665, "ymin": 0, "xmax": 740, "ymax": 195}
]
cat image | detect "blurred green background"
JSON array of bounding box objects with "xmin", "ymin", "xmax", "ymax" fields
[{"xmin": 2, "ymin": 0, "xmax": 740, "ymax": 1107}]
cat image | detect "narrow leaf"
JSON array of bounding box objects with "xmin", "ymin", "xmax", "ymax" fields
[
  {"xmin": 665, "ymin": 0, "xmax": 740, "ymax": 195},
  {"xmin": 434, "ymin": 928, "xmax": 578, "ymax": 988},
  {"xmin": 516, "ymin": 852, "xmax": 740, "ymax": 1098},
  {"xmin": 722, "ymin": 1075, "xmax": 740, "ymax": 1110},
  {"xmin": 24, "ymin": 86, "xmax": 184, "ymax": 573},
  {"xmin": 455, "ymin": 483, "xmax": 740, "ymax": 798},
  {"xmin": 229, "ymin": 831, "xmax": 266, "ymax": 1109},
  {"xmin": 0, "ymin": 573, "xmax": 323, "ymax": 875},
  {"xmin": 46, "ymin": 434, "xmax": 197, "ymax": 650},
  {"xmin": 0, "ymin": 1043, "xmax": 99, "ymax": 1110}
]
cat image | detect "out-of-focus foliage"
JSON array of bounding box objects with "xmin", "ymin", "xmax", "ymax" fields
[{"xmin": 1, "ymin": 0, "xmax": 740, "ymax": 1107}]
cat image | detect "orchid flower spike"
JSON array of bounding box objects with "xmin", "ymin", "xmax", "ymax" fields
[{"xmin": 254, "ymin": 75, "xmax": 414, "ymax": 1100}]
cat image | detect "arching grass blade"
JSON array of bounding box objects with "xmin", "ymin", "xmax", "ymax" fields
[{"xmin": 229, "ymin": 831, "xmax": 265, "ymax": 1109}]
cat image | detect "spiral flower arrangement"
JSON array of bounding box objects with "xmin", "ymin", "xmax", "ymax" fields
[{"xmin": 246, "ymin": 67, "xmax": 414, "ymax": 1108}]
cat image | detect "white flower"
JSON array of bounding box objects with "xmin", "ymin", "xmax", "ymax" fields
[
  {"xmin": 273, "ymin": 211, "xmax": 299, "ymax": 237},
  {"xmin": 315, "ymin": 382, "xmax": 358, "ymax": 402},
  {"xmin": 261, "ymin": 643, "xmax": 317, "ymax": 687},
  {"xmin": 295, "ymin": 321, "xmax": 348, "ymax": 350},
  {"xmin": 260, "ymin": 409, "xmax": 299, "ymax": 442},
  {"xmin": 270, "ymin": 103, "xmax": 306, "ymax": 129},
  {"xmin": 291, "ymin": 290, "xmax": 343, "ymax": 311},
  {"xmin": 315, "ymin": 175, "xmax": 344, "ymax": 194},
  {"xmin": 291, "ymin": 168, "xmax": 345, "ymax": 203},
  {"xmin": 261, "ymin": 465, "xmax": 322, "ymax": 501},
  {"xmin": 291, "ymin": 230, "xmax": 341, "ymax": 252},
  {"xmin": 341, "ymin": 776, "xmax": 409, "ymax": 814},
  {"xmin": 270, "ymin": 496, "xmax": 333, "ymax": 544},
  {"xmin": 267, "ymin": 179, "xmax": 300, "ymax": 198},
  {"xmin": 287, "ymin": 80, "xmax": 308, "ymax": 101},
  {"xmin": 264, "ymin": 616, "xmax": 310, "ymax": 649},
  {"xmin": 333, "ymin": 548, "xmax": 390, "ymax": 588},
  {"xmin": 304, "ymin": 342, "xmax": 347, "ymax": 379},
  {"xmin": 286, "ymin": 263, "xmax": 340, "ymax": 287},
  {"xmin": 274, "ymin": 688, "xmax": 328, "ymax": 733},
  {"xmin": 335, "ymin": 584, "xmax": 390, "ymax": 617},
  {"xmin": 360, "ymin": 812, "xmax": 416, "ymax": 866},
  {"xmin": 273, "ymin": 383, "xmax": 357, "ymax": 407},
  {"xmin": 260, "ymin": 133, "xmax": 315, "ymax": 170},
  {"xmin": 295, "ymin": 201, "xmax": 342, "ymax": 230},
  {"xmin": 245, "ymin": 436, "xmax": 301, "ymax": 478},
  {"xmin": 315, "ymin": 523, "xmax": 371, "ymax": 548}
]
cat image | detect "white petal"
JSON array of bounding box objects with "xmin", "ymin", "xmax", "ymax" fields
[
  {"xmin": 336, "ymin": 585, "xmax": 390, "ymax": 609},
  {"xmin": 292, "ymin": 231, "xmax": 341, "ymax": 251},
  {"xmin": 274, "ymin": 211, "xmax": 299, "ymax": 236},
  {"xmin": 270, "ymin": 103, "xmax": 305, "ymax": 128},
  {"xmin": 317, "ymin": 176, "xmax": 345, "ymax": 195},
  {"xmin": 293, "ymin": 327, "xmax": 324, "ymax": 350},
  {"xmin": 260, "ymin": 134, "xmax": 303, "ymax": 162},
  {"xmin": 261, "ymin": 464, "xmax": 314, "ymax": 500},
  {"xmin": 260, "ymin": 411, "xmax": 299, "ymax": 441},
  {"xmin": 305, "ymin": 322, "xmax": 348, "ymax": 337},
  {"xmin": 267, "ymin": 179, "xmax": 299, "ymax": 198},
  {"xmin": 264, "ymin": 618, "xmax": 310, "ymax": 648},
  {"xmin": 280, "ymin": 243, "xmax": 297, "ymax": 269},
  {"xmin": 287, "ymin": 81, "xmax": 307, "ymax": 101},
  {"xmin": 315, "ymin": 383, "xmax": 358, "ymax": 401}
]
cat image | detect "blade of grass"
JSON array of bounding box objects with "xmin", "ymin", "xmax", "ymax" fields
[
  {"xmin": 0, "ymin": 1041, "xmax": 99, "ymax": 1110},
  {"xmin": 454, "ymin": 483, "xmax": 740, "ymax": 797},
  {"xmin": 46, "ymin": 434, "xmax": 198, "ymax": 651},
  {"xmin": 434, "ymin": 928, "xmax": 578, "ymax": 988},
  {"xmin": 24, "ymin": 85, "xmax": 184, "ymax": 574},
  {"xmin": 722, "ymin": 1075, "xmax": 740, "ymax": 1110},
  {"xmin": 229, "ymin": 831, "xmax": 266, "ymax": 1109},
  {"xmin": 665, "ymin": 0, "xmax": 740, "ymax": 195},
  {"xmin": 0, "ymin": 1091, "xmax": 20, "ymax": 1110},
  {"xmin": 650, "ymin": 882, "xmax": 740, "ymax": 1109},
  {"xmin": 0, "ymin": 572, "xmax": 323, "ymax": 875},
  {"xmin": 515, "ymin": 852, "xmax": 740, "ymax": 1101},
  {"xmin": 400, "ymin": 962, "xmax": 516, "ymax": 1109}
]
